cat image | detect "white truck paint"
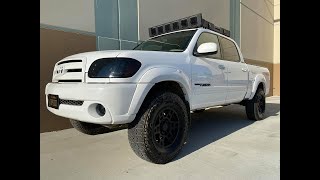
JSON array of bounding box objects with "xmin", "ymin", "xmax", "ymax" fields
[
  {"xmin": 45, "ymin": 27, "xmax": 270, "ymax": 164},
  {"xmin": 45, "ymin": 28, "xmax": 269, "ymax": 125}
]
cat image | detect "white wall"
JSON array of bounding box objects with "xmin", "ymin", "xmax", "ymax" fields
[
  {"xmin": 40, "ymin": 0, "xmax": 95, "ymax": 33},
  {"xmin": 138, "ymin": 0, "xmax": 230, "ymax": 41},
  {"xmin": 240, "ymin": 0, "xmax": 274, "ymax": 63}
]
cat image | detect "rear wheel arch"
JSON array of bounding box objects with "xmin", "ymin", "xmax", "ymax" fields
[{"xmin": 249, "ymin": 75, "xmax": 267, "ymax": 100}]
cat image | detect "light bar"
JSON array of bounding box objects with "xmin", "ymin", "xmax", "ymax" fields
[{"xmin": 148, "ymin": 13, "xmax": 230, "ymax": 37}]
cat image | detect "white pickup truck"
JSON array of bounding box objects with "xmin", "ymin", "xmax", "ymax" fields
[{"xmin": 45, "ymin": 21, "xmax": 269, "ymax": 164}]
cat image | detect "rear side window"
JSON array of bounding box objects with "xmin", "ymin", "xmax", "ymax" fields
[
  {"xmin": 219, "ymin": 37, "xmax": 240, "ymax": 62},
  {"xmin": 195, "ymin": 32, "xmax": 221, "ymax": 59}
]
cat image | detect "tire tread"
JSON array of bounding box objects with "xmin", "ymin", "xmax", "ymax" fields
[{"xmin": 128, "ymin": 91, "xmax": 189, "ymax": 164}]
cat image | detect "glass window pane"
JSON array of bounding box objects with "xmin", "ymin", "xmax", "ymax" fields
[
  {"xmin": 219, "ymin": 37, "xmax": 240, "ymax": 62},
  {"xmin": 134, "ymin": 30, "xmax": 196, "ymax": 52}
]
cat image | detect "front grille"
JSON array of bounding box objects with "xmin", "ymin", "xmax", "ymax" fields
[
  {"xmin": 60, "ymin": 99, "xmax": 84, "ymax": 106},
  {"xmin": 54, "ymin": 59, "xmax": 84, "ymax": 83}
]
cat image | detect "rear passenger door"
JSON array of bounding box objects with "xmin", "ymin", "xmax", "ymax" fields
[{"xmin": 218, "ymin": 36, "xmax": 249, "ymax": 103}]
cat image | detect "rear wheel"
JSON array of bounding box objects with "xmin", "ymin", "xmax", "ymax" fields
[
  {"xmin": 69, "ymin": 119, "xmax": 111, "ymax": 135},
  {"xmin": 128, "ymin": 92, "xmax": 189, "ymax": 164},
  {"xmin": 245, "ymin": 88, "xmax": 266, "ymax": 120}
]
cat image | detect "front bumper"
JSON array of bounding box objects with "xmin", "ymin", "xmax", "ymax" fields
[{"xmin": 45, "ymin": 83, "xmax": 137, "ymax": 124}]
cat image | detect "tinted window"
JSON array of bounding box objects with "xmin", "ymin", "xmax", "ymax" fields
[
  {"xmin": 133, "ymin": 30, "xmax": 196, "ymax": 52},
  {"xmin": 195, "ymin": 32, "xmax": 221, "ymax": 59},
  {"xmin": 219, "ymin": 37, "xmax": 240, "ymax": 62}
]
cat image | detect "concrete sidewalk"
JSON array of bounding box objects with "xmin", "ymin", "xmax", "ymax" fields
[{"xmin": 41, "ymin": 96, "xmax": 280, "ymax": 180}]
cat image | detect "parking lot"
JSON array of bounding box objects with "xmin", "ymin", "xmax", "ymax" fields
[{"xmin": 41, "ymin": 96, "xmax": 280, "ymax": 180}]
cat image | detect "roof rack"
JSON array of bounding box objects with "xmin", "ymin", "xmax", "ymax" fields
[{"xmin": 148, "ymin": 13, "xmax": 230, "ymax": 38}]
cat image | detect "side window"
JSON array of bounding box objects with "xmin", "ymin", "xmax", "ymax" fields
[
  {"xmin": 195, "ymin": 32, "xmax": 221, "ymax": 59},
  {"xmin": 219, "ymin": 37, "xmax": 240, "ymax": 62}
]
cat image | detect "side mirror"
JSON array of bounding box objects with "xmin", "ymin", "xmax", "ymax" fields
[{"xmin": 195, "ymin": 42, "xmax": 218, "ymax": 56}]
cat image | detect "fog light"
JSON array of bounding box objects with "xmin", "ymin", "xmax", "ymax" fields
[{"xmin": 96, "ymin": 104, "xmax": 105, "ymax": 116}]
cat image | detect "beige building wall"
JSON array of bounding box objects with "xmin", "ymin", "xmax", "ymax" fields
[
  {"xmin": 273, "ymin": 0, "xmax": 280, "ymax": 95},
  {"xmin": 40, "ymin": 0, "xmax": 97, "ymax": 132},
  {"xmin": 240, "ymin": 0, "xmax": 274, "ymax": 63},
  {"xmin": 274, "ymin": 0, "xmax": 280, "ymax": 21},
  {"xmin": 274, "ymin": 22, "xmax": 280, "ymax": 64},
  {"xmin": 240, "ymin": 0, "xmax": 279, "ymax": 96},
  {"xmin": 138, "ymin": 0, "xmax": 230, "ymax": 41},
  {"xmin": 40, "ymin": 29, "xmax": 96, "ymax": 133},
  {"xmin": 40, "ymin": 0, "xmax": 95, "ymax": 32}
]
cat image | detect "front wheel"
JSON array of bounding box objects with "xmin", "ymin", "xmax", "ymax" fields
[
  {"xmin": 128, "ymin": 92, "xmax": 189, "ymax": 164},
  {"xmin": 245, "ymin": 88, "xmax": 266, "ymax": 120}
]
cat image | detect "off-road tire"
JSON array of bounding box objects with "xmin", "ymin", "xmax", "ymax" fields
[
  {"xmin": 70, "ymin": 119, "xmax": 111, "ymax": 135},
  {"xmin": 245, "ymin": 88, "xmax": 266, "ymax": 120},
  {"xmin": 128, "ymin": 92, "xmax": 189, "ymax": 164}
]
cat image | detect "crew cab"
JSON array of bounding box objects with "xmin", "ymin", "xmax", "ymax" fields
[{"xmin": 45, "ymin": 24, "xmax": 269, "ymax": 164}]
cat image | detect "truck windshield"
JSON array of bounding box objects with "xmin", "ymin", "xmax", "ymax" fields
[{"xmin": 133, "ymin": 30, "xmax": 196, "ymax": 52}]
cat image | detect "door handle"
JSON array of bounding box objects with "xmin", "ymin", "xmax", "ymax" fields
[
  {"xmin": 242, "ymin": 68, "xmax": 248, "ymax": 72},
  {"xmin": 218, "ymin": 64, "xmax": 225, "ymax": 70}
]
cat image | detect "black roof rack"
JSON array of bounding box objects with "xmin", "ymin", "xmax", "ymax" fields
[{"xmin": 148, "ymin": 13, "xmax": 230, "ymax": 38}]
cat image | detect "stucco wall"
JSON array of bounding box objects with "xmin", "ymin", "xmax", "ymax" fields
[
  {"xmin": 138, "ymin": 0, "xmax": 230, "ymax": 41},
  {"xmin": 240, "ymin": 0, "xmax": 274, "ymax": 64},
  {"xmin": 40, "ymin": 0, "xmax": 95, "ymax": 32},
  {"xmin": 40, "ymin": 28, "xmax": 96, "ymax": 132}
]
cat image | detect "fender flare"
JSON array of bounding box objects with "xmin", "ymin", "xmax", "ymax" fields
[
  {"xmin": 127, "ymin": 67, "xmax": 191, "ymax": 115},
  {"xmin": 249, "ymin": 74, "xmax": 267, "ymax": 100}
]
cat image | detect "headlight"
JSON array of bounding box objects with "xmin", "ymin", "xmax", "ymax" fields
[{"xmin": 88, "ymin": 58, "xmax": 141, "ymax": 78}]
